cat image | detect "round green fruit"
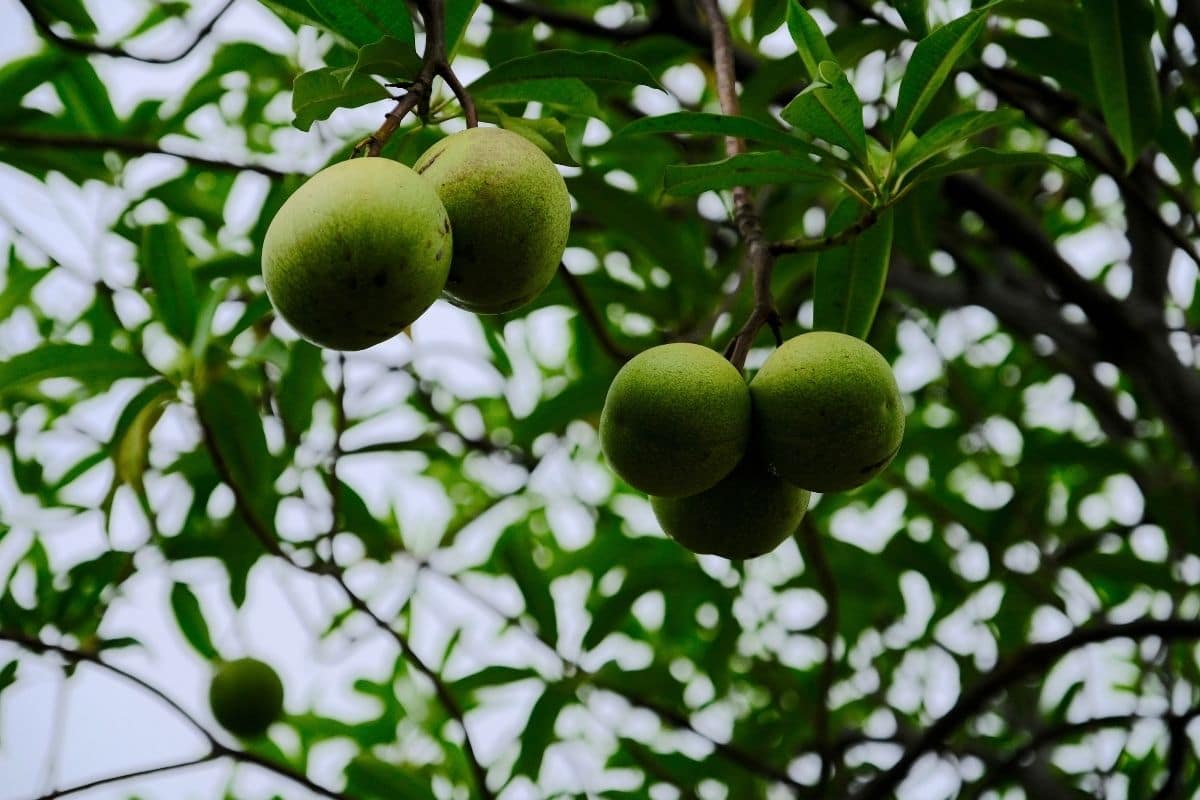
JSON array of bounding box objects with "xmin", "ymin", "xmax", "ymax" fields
[
  {"xmin": 750, "ymin": 331, "xmax": 904, "ymax": 492},
  {"xmin": 209, "ymin": 657, "xmax": 284, "ymax": 739},
  {"xmin": 599, "ymin": 343, "xmax": 751, "ymax": 498},
  {"xmin": 413, "ymin": 127, "xmax": 570, "ymax": 313},
  {"xmin": 261, "ymin": 158, "xmax": 452, "ymax": 351},
  {"xmin": 651, "ymin": 454, "xmax": 811, "ymax": 560}
]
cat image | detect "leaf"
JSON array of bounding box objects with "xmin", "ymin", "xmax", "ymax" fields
[
  {"xmin": 780, "ymin": 61, "xmax": 868, "ymax": 166},
  {"xmin": 1081, "ymin": 0, "xmax": 1162, "ymax": 170},
  {"xmin": 140, "ymin": 224, "xmax": 199, "ymax": 343},
  {"xmin": 291, "ymin": 66, "xmax": 390, "ymax": 131},
  {"xmin": 904, "ymin": 147, "xmax": 1087, "ymax": 189},
  {"xmin": 896, "ymin": 108, "xmax": 1022, "ymax": 178},
  {"xmin": 37, "ymin": 0, "xmax": 97, "ymax": 33},
  {"xmin": 471, "ymin": 50, "xmax": 662, "ymax": 92},
  {"xmin": 345, "ymin": 756, "xmax": 437, "ymax": 800},
  {"xmin": 0, "ymin": 660, "xmax": 17, "ymax": 694},
  {"xmin": 497, "ymin": 528, "xmax": 558, "ymax": 644},
  {"xmin": 170, "ymin": 583, "xmax": 218, "ymax": 659},
  {"xmin": 616, "ymin": 112, "xmax": 810, "ymax": 152},
  {"xmin": 0, "ymin": 52, "xmax": 67, "ymax": 121},
  {"xmin": 444, "ymin": 0, "xmax": 482, "ymax": 57},
  {"xmin": 111, "ymin": 379, "xmax": 174, "ymax": 492},
  {"xmin": 277, "ymin": 342, "xmax": 327, "ymax": 441},
  {"xmin": 195, "ymin": 377, "xmax": 274, "ymax": 508},
  {"xmin": 305, "ymin": 0, "xmax": 415, "ymax": 47},
  {"xmin": 813, "ymin": 200, "xmax": 894, "ymax": 339},
  {"xmin": 52, "ymin": 60, "xmax": 119, "ymax": 135},
  {"xmin": 346, "ymin": 36, "xmax": 422, "ymax": 85},
  {"xmin": 495, "ymin": 111, "xmax": 580, "ymax": 166},
  {"xmin": 752, "ymin": 0, "xmax": 788, "ymax": 41},
  {"xmin": 471, "ymin": 78, "xmax": 602, "ymax": 118},
  {"xmin": 0, "ymin": 345, "xmax": 154, "ymax": 396},
  {"xmin": 894, "ymin": 0, "xmax": 929, "ymax": 37},
  {"xmin": 513, "ymin": 686, "xmax": 571, "ymax": 779},
  {"xmin": 663, "ymin": 151, "xmax": 829, "ymax": 196},
  {"xmin": 891, "ymin": 2, "xmax": 997, "ymax": 140},
  {"xmin": 452, "ymin": 665, "xmax": 538, "ymax": 696},
  {"xmin": 787, "ymin": 0, "xmax": 838, "ymax": 79}
]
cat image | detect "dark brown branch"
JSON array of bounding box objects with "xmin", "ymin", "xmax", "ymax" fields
[
  {"xmin": 356, "ymin": 0, "xmax": 476, "ymax": 156},
  {"xmin": 17, "ymin": 0, "xmax": 235, "ymax": 65},
  {"xmin": 770, "ymin": 208, "xmax": 882, "ymax": 255},
  {"xmin": 854, "ymin": 618, "xmax": 1200, "ymax": 800},
  {"xmin": 30, "ymin": 753, "xmax": 220, "ymax": 800},
  {"xmin": 557, "ymin": 264, "xmax": 634, "ymax": 363},
  {"xmin": 695, "ymin": 0, "xmax": 778, "ymax": 371},
  {"xmin": 0, "ymin": 130, "xmax": 295, "ymax": 178}
]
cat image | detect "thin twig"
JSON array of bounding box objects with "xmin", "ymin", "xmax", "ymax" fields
[
  {"xmin": 29, "ymin": 753, "xmax": 221, "ymax": 800},
  {"xmin": 770, "ymin": 208, "xmax": 882, "ymax": 255},
  {"xmin": 694, "ymin": 0, "xmax": 778, "ymax": 371},
  {"xmin": 557, "ymin": 264, "xmax": 633, "ymax": 363},
  {"xmin": 16, "ymin": 0, "xmax": 236, "ymax": 65}
]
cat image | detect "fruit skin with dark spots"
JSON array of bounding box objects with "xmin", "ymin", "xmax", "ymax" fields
[
  {"xmin": 208, "ymin": 657, "xmax": 284, "ymax": 739},
  {"xmin": 414, "ymin": 127, "xmax": 570, "ymax": 313},
  {"xmin": 600, "ymin": 343, "xmax": 751, "ymax": 498},
  {"xmin": 750, "ymin": 331, "xmax": 904, "ymax": 492},
  {"xmin": 261, "ymin": 158, "xmax": 451, "ymax": 351},
  {"xmin": 651, "ymin": 452, "xmax": 811, "ymax": 560}
]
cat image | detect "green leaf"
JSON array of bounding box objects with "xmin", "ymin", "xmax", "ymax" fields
[
  {"xmin": 305, "ymin": 0, "xmax": 415, "ymax": 47},
  {"xmin": 471, "ymin": 78, "xmax": 602, "ymax": 118},
  {"xmin": 895, "ymin": 108, "xmax": 1022, "ymax": 178},
  {"xmin": 195, "ymin": 377, "xmax": 274, "ymax": 507},
  {"xmin": 345, "ymin": 755, "xmax": 437, "ymax": 800},
  {"xmin": 346, "ymin": 36, "xmax": 422, "ymax": 85},
  {"xmin": 616, "ymin": 112, "xmax": 810, "ymax": 153},
  {"xmin": 52, "ymin": 60, "xmax": 120, "ymax": 135},
  {"xmin": 277, "ymin": 342, "xmax": 327, "ymax": 441},
  {"xmin": 140, "ymin": 224, "xmax": 199, "ymax": 343},
  {"xmin": 291, "ymin": 66, "xmax": 390, "ymax": 131},
  {"xmin": 452, "ymin": 665, "xmax": 538, "ymax": 696},
  {"xmin": 471, "ymin": 50, "xmax": 662, "ymax": 92},
  {"xmin": 813, "ymin": 200, "xmax": 894, "ymax": 339},
  {"xmin": 891, "ymin": 2, "xmax": 997, "ymax": 141},
  {"xmin": 37, "ymin": 0, "xmax": 96, "ymax": 33},
  {"xmin": 904, "ymin": 147, "xmax": 1087, "ymax": 189},
  {"xmin": 0, "ymin": 660, "xmax": 17, "ymax": 695},
  {"xmin": 444, "ymin": 0, "xmax": 483, "ymax": 57},
  {"xmin": 513, "ymin": 686, "xmax": 571, "ymax": 779},
  {"xmin": 0, "ymin": 345, "xmax": 154, "ymax": 396},
  {"xmin": 497, "ymin": 528, "xmax": 558, "ymax": 644},
  {"xmin": 111, "ymin": 379, "xmax": 175, "ymax": 492},
  {"xmin": 787, "ymin": 0, "xmax": 839, "ymax": 79},
  {"xmin": 0, "ymin": 51, "xmax": 67, "ymax": 121},
  {"xmin": 753, "ymin": 0, "xmax": 788, "ymax": 41},
  {"xmin": 170, "ymin": 582, "xmax": 218, "ymax": 659},
  {"xmin": 663, "ymin": 151, "xmax": 830, "ymax": 196},
  {"xmin": 780, "ymin": 61, "xmax": 868, "ymax": 166},
  {"xmin": 895, "ymin": 0, "xmax": 929, "ymax": 37},
  {"xmin": 495, "ymin": 111, "xmax": 580, "ymax": 166},
  {"xmin": 1081, "ymin": 0, "xmax": 1162, "ymax": 170}
]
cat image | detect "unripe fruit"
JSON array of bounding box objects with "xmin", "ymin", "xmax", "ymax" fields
[
  {"xmin": 651, "ymin": 454, "xmax": 811, "ymax": 560},
  {"xmin": 600, "ymin": 343, "xmax": 751, "ymax": 498},
  {"xmin": 750, "ymin": 331, "xmax": 904, "ymax": 492},
  {"xmin": 208, "ymin": 657, "xmax": 284, "ymax": 739},
  {"xmin": 414, "ymin": 127, "xmax": 570, "ymax": 313},
  {"xmin": 262, "ymin": 158, "xmax": 452, "ymax": 350}
]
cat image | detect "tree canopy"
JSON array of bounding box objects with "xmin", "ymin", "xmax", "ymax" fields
[{"xmin": 1, "ymin": 0, "xmax": 1199, "ymax": 798}]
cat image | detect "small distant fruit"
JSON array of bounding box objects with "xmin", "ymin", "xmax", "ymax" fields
[{"xmin": 209, "ymin": 657, "xmax": 284, "ymax": 739}]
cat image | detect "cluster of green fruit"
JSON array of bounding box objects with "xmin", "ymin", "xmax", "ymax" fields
[
  {"xmin": 261, "ymin": 127, "xmax": 571, "ymax": 350},
  {"xmin": 600, "ymin": 332, "xmax": 905, "ymax": 560},
  {"xmin": 208, "ymin": 657, "xmax": 284, "ymax": 739}
]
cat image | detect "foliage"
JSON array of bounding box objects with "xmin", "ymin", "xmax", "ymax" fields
[{"xmin": 0, "ymin": 0, "xmax": 1198, "ymax": 798}]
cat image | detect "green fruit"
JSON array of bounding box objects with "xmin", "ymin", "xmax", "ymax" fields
[
  {"xmin": 600, "ymin": 343, "xmax": 751, "ymax": 498},
  {"xmin": 209, "ymin": 658, "xmax": 284, "ymax": 738},
  {"xmin": 651, "ymin": 453, "xmax": 811, "ymax": 560},
  {"xmin": 414, "ymin": 127, "xmax": 570, "ymax": 313},
  {"xmin": 750, "ymin": 331, "xmax": 905, "ymax": 492},
  {"xmin": 262, "ymin": 158, "xmax": 452, "ymax": 351}
]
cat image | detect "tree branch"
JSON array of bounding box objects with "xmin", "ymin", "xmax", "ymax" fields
[
  {"xmin": 17, "ymin": 0, "xmax": 236, "ymax": 65},
  {"xmin": 557, "ymin": 264, "xmax": 634, "ymax": 363},
  {"xmin": 854, "ymin": 618, "xmax": 1200, "ymax": 799},
  {"xmin": 694, "ymin": 0, "xmax": 779, "ymax": 370},
  {"xmin": 29, "ymin": 753, "xmax": 220, "ymax": 800}
]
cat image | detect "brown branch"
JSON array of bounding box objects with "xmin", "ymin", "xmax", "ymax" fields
[
  {"xmin": 770, "ymin": 207, "xmax": 882, "ymax": 255},
  {"xmin": 17, "ymin": 0, "xmax": 235, "ymax": 65},
  {"xmin": 695, "ymin": 0, "xmax": 778, "ymax": 371},
  {"xmin": 0, "ymin": 130, "xmax": 295, "ymax": 178},
  {"xmin": 356, "ymin": 0, "xmax": 476, "ymax": 156},
  {"xmin": 854, "ymin": 617, "xmax": 1200, "ymax": 800},
  {"xmin": 557, "ymin": 264, "xmax": 634, "ymax": 363},
  {"xmin": 29, "ymin": 754, "xmax": 221, "ymax": 800}
]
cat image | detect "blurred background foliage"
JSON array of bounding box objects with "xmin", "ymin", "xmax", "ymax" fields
[{"xmin": 0, "ymin": 0, "xmax": 1199, "ymax": 798}]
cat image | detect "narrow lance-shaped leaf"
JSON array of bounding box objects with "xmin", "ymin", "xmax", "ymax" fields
[
  {"xmin": 663, "ymin": 151, "xmax": 830, "ymax": 196},
  {"xmin": 895, "ymin": 0, "xmax": 929, "ymax": 37},
  {"xmin": 781, "ymin": 61, "xmax": 869, "ymax": 168},
  {"xmin": 111, "ymin": 379, "xmax": 175, "ymax": 492},
  {"xmin": 813, "ymin": 199, "xmax": 895, "ymax": 339},
  {"xmin": 195, "ymin": 377, "xmax": 275, "ymax": 514},
  {"xmin": 0, "ymin": 345, "xmax": 154, "ymax": 396},
  {"xmin": 891, "ymin": 2, "xmax": 998, "ymax": 141},
  {"xmin": 140, "ymin": 224, "xmax": 199, "ymax": 343},
  {"xmin": 895, "ymin": 108, "xmax": 1023, "ymax": 178},
  {"xmin": 292, "ymin": 66, "xmax": 390, "ymax": 132},
  {"xmin": 904, "ymin": 147, "xmax": 1087, "ymax": 190},
  {"xmin": 170, "ymin": 582, "xmax": 218, "ymax": 660},
  {"xmin": 1081, "ymin": 0, "xmax": 1162, "ymax": 170},
  {"xmin": 445, "ymin": 0, "xmax": 483, "ymax": 57},
  {"xmin": 305, "ymin": 0, "xmax": 414, "ymax": 47},
  {"xmin": 345, "ymin": 36, "xmax": 422, "ymax": 86},
  {"xmin": 617, "ymin": 111, "xmax": 811, "ymax": 153},
  {"xmin": 471, "ymin": 50, "xmax": 663, "ymax": 92},
  {"xmin": 787, "ymin": 0, "xmax": 838, "ymax": 79}
]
